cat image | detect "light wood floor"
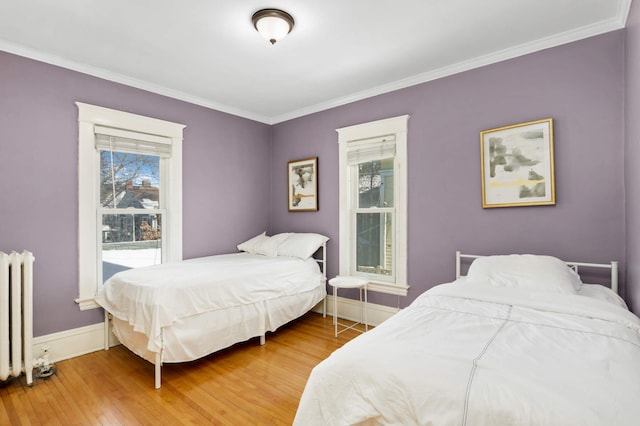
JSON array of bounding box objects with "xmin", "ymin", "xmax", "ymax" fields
[{"xmin": 0, "ymin": 312, "xmax": 364, "ymax": 425}]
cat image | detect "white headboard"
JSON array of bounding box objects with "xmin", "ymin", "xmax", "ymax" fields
[
  {"xmin": 455, "ymin": 251, "xmax": 619, "ymax": 294},
  {"xmin": 315, "ymin": 243, "xmax": 327, "ymax": 282}
]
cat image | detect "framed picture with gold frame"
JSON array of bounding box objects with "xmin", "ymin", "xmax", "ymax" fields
[
  {"xmin": 288, "ymin": 157, "xmax": 318, "ymax": 211},
  {"xmin": 480, "ymin": 118, "xmax": 555, "ymax": 208}
]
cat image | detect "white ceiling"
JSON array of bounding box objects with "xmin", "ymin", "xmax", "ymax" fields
[{"xmin": 0, "ymin": 1, "xmax": 631, "ymax": 124}]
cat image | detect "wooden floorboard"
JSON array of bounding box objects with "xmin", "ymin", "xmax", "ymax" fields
[{"xmin": 0, "ymin": 312, "xmax": 364, "ymax": 425}]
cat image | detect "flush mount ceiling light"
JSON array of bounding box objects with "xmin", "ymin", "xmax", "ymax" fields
[{"xmin": 252, "ymin": 8, "xmax": 295, "ymax": 45}]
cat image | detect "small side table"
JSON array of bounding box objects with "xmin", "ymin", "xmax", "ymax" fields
[{"xmin": 328, "ymin": 276, "xmax": 368, "ymax": 337}]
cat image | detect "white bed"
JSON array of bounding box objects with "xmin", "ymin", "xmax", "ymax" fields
[
  {"xmin": 95, "ymin": 232, "xmax": 328, "ymax": 388},
  {"xmin": 294, "ymin": 252, "xmax": 640, "ymax": 425}
]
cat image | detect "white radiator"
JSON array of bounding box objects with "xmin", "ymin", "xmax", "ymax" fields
[{"xmin": 0, "ymin": 251, "xmax": 34, "ymax": 385}]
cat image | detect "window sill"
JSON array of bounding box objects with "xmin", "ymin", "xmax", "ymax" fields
[
  {"xmin": 75, "ymin": 297, "xmax": 100, "ymax": 311},
  {"xmin": 367, "ymin": 281, "xmax": 409, "ymax": 296}
]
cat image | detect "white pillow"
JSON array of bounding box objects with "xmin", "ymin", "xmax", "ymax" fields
[
  {"xmin": 237, "ymin": 232, "xmax": 267, "ymax": 253},
  {"xmin": 253, "ymin": 233, "xmax": 293, "ymax": 257},
  {"xmin": 466, "ymin": 254, "xmax": 582, "ymax": 294},
  {"xmin": 578, "ymin": 284, "xmax": 628, "ymax": 309},
  {"xmin": 277, "ymin": 233, "xmax": 329, "ymax": 260}
]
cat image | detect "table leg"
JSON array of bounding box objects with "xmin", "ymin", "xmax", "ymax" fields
[
  {"xmin": 364, "ymin": 284, "xmax": 368, "ymax": 331},
  {"xmin": 333, "ymin": 285, "xmax": 338, "ymax": 337}
]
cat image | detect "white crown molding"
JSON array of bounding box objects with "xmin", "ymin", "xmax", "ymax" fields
[
  {"xmin": 0, "ymin": 0, "xmax": 630, "ymax": 126},
  {"xmin": 0, "ymin": 40, "xmax": 272, "ymax": 125},
  {"xmin": 617, "ymin": 0, "xmax": 633, "ymax": 27},
  {"xmin": 271, "ymin": 11, "xmax": 630, "ymax": 124}
]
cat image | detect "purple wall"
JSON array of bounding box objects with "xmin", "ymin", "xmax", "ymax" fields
[
  {"xmin": 0, "ymin": 52, "xmax": 271, "ymax": 336},
  {"xmin": 271, "ymin": 32, "xmax": 626, "ymax": 309},
  {"xmin": 0, "ymin": 26, "xmax": 632, "ymax": 339},
  {"xmin": 625, "ymin": 1, "xmax": 640, "ymax": 313}
]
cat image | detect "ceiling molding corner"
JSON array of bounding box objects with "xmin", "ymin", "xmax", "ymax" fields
[{"xmin": 269, "ymin": 14, "xmax": 630, "ymax": 124}]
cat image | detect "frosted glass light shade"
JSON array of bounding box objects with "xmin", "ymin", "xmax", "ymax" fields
[{"xmin": 252, "ymin": 9, "xmax": 295, "ymax": 45}]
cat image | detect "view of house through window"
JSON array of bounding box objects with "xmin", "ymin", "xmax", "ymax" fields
[{"xmin": 99, "ymin": 150, "xmax": 163, "ymax": 283}]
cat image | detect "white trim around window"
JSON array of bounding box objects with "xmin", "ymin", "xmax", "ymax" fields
[
  {"xmin": 75, "ymin": 102, "xmax": 185, "ymax": 310},
  {"xmin": 336, "ymin": 115, "xmax": 410, "ymax": 296}
]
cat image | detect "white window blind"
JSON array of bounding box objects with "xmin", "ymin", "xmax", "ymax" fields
[
  {"xmin": 94, "ymin": 125, "xmax": 172, "ymax": 158},
  {"xmin": 346, "ymin": 135, "xmax": 396, "ymax": 165}
]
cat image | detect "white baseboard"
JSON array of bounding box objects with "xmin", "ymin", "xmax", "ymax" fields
[
  {"xmin": 32, "ymin": 296, "xmax": 397, "ymax": 365},
  {"xmin": 32, "ymin": 321, "xmax": 119, "ymax": 364},
  {"xmin": 312, "ymin": 295, "xmax": 399, "ymax": 326}
]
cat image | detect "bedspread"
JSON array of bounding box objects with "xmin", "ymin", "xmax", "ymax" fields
[
  {"xmin": 294, "ymin": 281, "xmax": 640, "ymax": 425},
  {"xmin": 95, "ymin": 253, "xmax": 323, "ymax": 353}
]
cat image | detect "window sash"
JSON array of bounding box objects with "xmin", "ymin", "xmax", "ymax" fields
[
  {"xmin": 357, "ymin": 158, "xmax": 394, "ymax": 208},
  {"xmin": 351, "ymin": 209, "xmax": 395, "ymax": 282},
  {"xmin": 99, "ymin": 150, "xmax": 162, "ymax": 209},
  {"xmin": 98, "ymin": 209, "xmax": 166, "ymax": 284}
]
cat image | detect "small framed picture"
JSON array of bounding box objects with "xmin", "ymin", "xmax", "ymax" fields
[
  {"xmin": 288, "ymin": 157, "xmax": 318, "ymax": 212},
  {"xmin": 480, "ymin": 118, "xmax": 555, "ymax": 208}
]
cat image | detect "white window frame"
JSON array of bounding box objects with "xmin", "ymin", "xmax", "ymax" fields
[
  {"xmin": 336, "ymin": 115, "xmax": 409, "ymax": 296},
  {"xmin": 75, "ymin": 102, "xmax": 185, "ymax": 310}
]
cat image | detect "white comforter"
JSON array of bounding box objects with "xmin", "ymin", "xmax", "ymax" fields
[
  {"xmin": 294, "ymin": 281, "xmax": 640, "ymax": 425},
  {"xmin": 95, "ymin": 253, "xmax": 323, "ymax": 353}
]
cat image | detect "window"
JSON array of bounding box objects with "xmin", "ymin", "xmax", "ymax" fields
[
  {"xmin": 76, "ymin": 102, "xmax": 184, "ymax": 310},
  {"xmin": 336, "ymin": 115, "xmax": 409, "ymax": 296}
]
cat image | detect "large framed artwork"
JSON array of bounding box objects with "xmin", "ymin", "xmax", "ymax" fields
[
  {"xmin": 288, "ymin": 157, "xmax": 318, "ymax": 212},
  {"xmin": 480, "ymin": 118, "xmax": 555, "ymax": 208}
]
